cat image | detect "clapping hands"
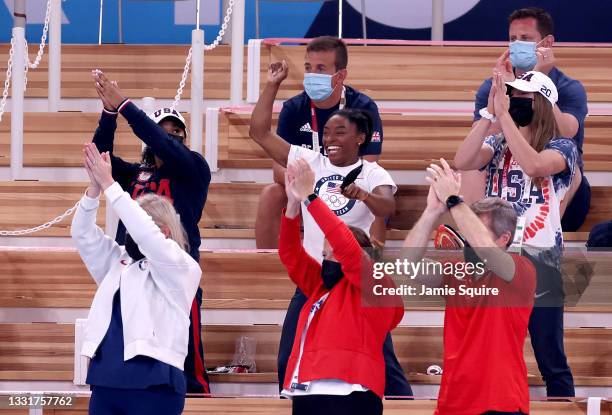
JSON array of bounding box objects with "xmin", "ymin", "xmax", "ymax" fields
[
  {"xmin": 92, "ymin": 69, "xmax": 126, "ymax": 111},
  {"xmin": 83, "ymin": 143, "xmax": 114, "ymax": 197},
  {"xmin": 425, "ymin": 158, "xmax": 462, "ymax": 211}
]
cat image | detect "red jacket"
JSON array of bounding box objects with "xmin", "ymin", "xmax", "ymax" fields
[{"xmin": 279, "ymin": 198, "xmax": 404, "ymax": 398}]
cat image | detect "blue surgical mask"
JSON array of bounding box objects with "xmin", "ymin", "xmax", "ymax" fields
[
  {"xmin": 509, "ymin": 40, "xmax": 538, "ymax": 71},
  {"xmin": 303, "ymin": 73, "xmax": 335, "ymax": 101}
]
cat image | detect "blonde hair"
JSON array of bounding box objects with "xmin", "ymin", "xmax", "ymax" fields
[
  {"xmin": 136, "ymin": 193, "xmax": 189, "ymax": 252},
  {"xmin": 530, "ymin": 93, "xmax": 559, "ymax": 153},
  {"xmin": 529, "ymin": 93, "xmax": 559, "ymax": 188}
]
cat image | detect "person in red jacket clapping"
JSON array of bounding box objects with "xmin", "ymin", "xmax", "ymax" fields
[{"xmin": 279, "ymin": 158, "xmax": 404, "ymax": 415}]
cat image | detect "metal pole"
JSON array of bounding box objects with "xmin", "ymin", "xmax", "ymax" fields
[
  {"xmin": 118, "ymin": 0, "xmax": 123, "ymax": 43},
  {"xmin": 230, "ymin": 0, "xmax": 245, "ymax": 104},
  {"xmin": 13, "ymin": 0, "xmax": 26, "ymax": 27},
  {"xmin": 98, "ymin": 0, "xmax": 103, "ymax": 45},
  {"xmin": 48, "ymin": 0, "xmax": 61, "ymax": 111},
  {"xmin": 431, "ymin": 0, "xmax": 444, "ymax": 41},
  {"xmin": 11, "ymin": 0, "xmax": 26, "ymax": 181},
  {"xmin": 190, "ymin": 29, "xmax": 204, "ymax": 153},
  {"xmin": 361, "ymin": 0, "xmax": 367, "ymax": 40},
  {"xmin": 255, "ymin": 0, "xmax": 260, "ymax": 39},
  {"xmin": 196, "ymin": 0, "xmax": 201, "ymax": 28},
  {"xmin": 338, "ymin": 0, "xmax": 343, "ymax": 38}
]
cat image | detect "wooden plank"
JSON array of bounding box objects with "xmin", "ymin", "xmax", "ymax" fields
[
  {"xmin": 1, "ymin": 248, "xmax": 610, "ymax": 310},
  {"xmin": 2, "ymin": 324, "xmax": 612, "ymax": 388},
  {"xmin": 266, "ymin": 44, "xmax": 612, "ymax": 102},
  {"xmin": 217, "ymin": 110, "xmax": 612, "ymax": 172},
  {"xmin": 0, "ymin": 45, "xmax": 248, "ymax": 100}
]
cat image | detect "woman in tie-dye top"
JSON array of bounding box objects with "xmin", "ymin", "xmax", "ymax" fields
[{"xmin": 455, "ymin": 70, "xmax": 578, "ymax": 268}]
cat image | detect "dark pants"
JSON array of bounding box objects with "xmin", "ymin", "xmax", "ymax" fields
[
  {"xmin": 89, "ymin": 385, "xmax": 184, "ymax": 415},
  {"xmin": 278, "ymin": 288, "xmax": 413, "ymax": 398},
  {"xmin": 292, "ymin": 391, "xmax": 382, "ymax": 415},
  {"xmin": 561, "ymin": 174, "xmax": 591, "ymax": 232},
  {"xmin": 528, "ymin": 306, "xmax": 575, "ymax": 397},
  {"xmin": 184, "ymin": 287, "xmax": 211, "ymax": 393}
]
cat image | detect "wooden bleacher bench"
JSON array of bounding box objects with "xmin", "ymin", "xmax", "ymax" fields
[
  {"xmin": 0, "ymin": 112, "xmax": 192, "ymax": 167},
  {"xmin": 263, "ymin": 44, "xmax": 612, "ymax": 102},
  {"xmin": 0, "ymin": 182, "xmax": 604, "ymax": 238},
  {"xmin": 218, "ymin": 109, "xmax": 612, "ymax": 171},
  {"xmin": 0, "ymin": 182, "xmax": 608, "ymax": 239},
  {"xmin": 1, "ymin": 323, "xmax": 611, "ymax": 389},
  {"xmin": 1, "ymin": 248, "xmax": 610, "ymax": 311},
  {"xmin": 2, "ymin": 111, "xmax": 610, "ymax": 171},
  {"xmin": 0, "ymin": 43, "xmax": 610, "ymax": 103},
  {"xmin": 0, "ymin": 45, "xmax": 246, "ymax": 100}
]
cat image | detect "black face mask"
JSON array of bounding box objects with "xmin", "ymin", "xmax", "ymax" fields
[
  {"xmin": 321, "ymin": 259, "xmax": 344, "ymax": 290},
  {"xmin": 125, "ymin": 233, "xmax": 145, "ymax": 261},
  {"xmin": 508, "ymin": 97, "xmax": 534, "ymax": 127}
]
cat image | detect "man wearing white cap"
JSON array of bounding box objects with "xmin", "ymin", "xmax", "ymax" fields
[
  {"xmin": 91, "ymin": 70, "xmax": 212, "ymax": 395},
  {"xmin": 455, "ymin": 69, "xmax": 577, "ymax": 397}
]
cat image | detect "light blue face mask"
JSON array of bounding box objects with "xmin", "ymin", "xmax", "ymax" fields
[
  {"xmin": 509, "ymin": 40, "xmax": 538, "ymax": 71},
  {"xmin": 303, "ymin": 73, "xmax": 335, "ymax": 101}
]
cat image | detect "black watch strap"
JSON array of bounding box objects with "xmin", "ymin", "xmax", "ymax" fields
[
  {"xmin": 446, "ymin": 195, "xmax": 463, "ymax": 210},
  {"xmin": 304, "ymin": 193, "xmax": 317, "ymax": 207}
]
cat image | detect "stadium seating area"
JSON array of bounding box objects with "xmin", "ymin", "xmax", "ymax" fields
[{"xmin": 1, "ymin": 40, "xmax": 611, "ymax": 414}]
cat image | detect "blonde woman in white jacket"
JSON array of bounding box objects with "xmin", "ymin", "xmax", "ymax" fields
[{"xmin": 72, "ymin": 143, "xmax": 201, "ymax": 415}]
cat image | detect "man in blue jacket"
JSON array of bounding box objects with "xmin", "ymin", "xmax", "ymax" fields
[{"xmin": 91, "ymin": 70, "xmax": 212, "ymax": 394}]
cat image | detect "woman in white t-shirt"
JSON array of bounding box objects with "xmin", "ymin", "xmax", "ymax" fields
[
  {"xmin": 250, "ymin": 61, "xmax": 397, "ymax": 261},
  {"xmin": 250, "ymin": 61, "xmax": 412, "ymax": 399},
  {"xmin": 455, "ymin": 70, "xmax": 577, "ymax": 268}
]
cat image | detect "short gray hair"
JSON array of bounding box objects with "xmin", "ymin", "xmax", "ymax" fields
[{"xmin": 470, "ymin": 197, "xmax": 518, "ymax": 246}]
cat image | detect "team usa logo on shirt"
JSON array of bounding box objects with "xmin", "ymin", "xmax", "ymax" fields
[
  {"xmin": 314, "ymin": 175, "xmax": 356, "ymax": 216},
  {"xmin": 137, "ymin": 171, "xmax": 153, "ymax": 183}
]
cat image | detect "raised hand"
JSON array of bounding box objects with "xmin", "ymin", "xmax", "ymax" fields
[
  {"xmin": 492, "ymin": 71, "xmax": 510, "ymax": 117},
  {"xmin": 486, "ymin": 70, "xmax": 497, "ymax": 116},
  {"xmin": 92, "ymin": 69, "xmax": 126, "ymax": 110},
  {"xmin": 495, "ymin": 49, "xmax": 515, "ymax": 82},
  {"xmin": 267, "ymin": 60, "xmax": 289, "ymax": 86},
  {"xmin": 534, "ymin": 46, "xmax": 555, "ymax": 75},
  {"xmin": 84, "ymin": 144, "xmax": 101, "ymax": 198},
  {"xmin": 92, "ymin": 69, "xmax": 116, "ymax": 111},
  {"xmin": 425, "ymin": 158, "xmax": 461, "ymax": 204},
  {"xmin": 84, "ymin": 143, "xmax": 114, "ymax": 191},
  {"xmin": 286, "ymin": 158, "xmax": 315, "ymax": 202},
  {"xmin": 425, "ymin": 184, "xmax": 446, "ymax": 216}
]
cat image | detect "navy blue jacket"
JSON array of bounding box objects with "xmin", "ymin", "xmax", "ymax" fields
[{"xmin": 93, "ymin": 102, "xmax": 211, "ymax": 261}]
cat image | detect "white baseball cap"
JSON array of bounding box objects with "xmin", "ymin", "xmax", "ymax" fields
[
  {"xmin": 149, "ymin": 107, "xmax": 188, "ymax": 134},
  {"xmin": 505, "ymin": 71, "xmax": 558, "ymax": 106}
]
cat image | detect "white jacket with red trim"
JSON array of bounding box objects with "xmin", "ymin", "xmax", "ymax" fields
[{"xmin": 71, "ymin": 182, "xmax": 201, "ymax": 370}]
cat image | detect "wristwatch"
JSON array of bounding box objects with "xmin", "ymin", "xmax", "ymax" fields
[
  {"xmin": 479, "ymin": 107, "xmax": 497, "ymax": 123},
  {"xmin": 303, "ymin": 193, "xmax": 317, "ymax": 207},
  {"xmin": 446, "ymin": 195, "xmax": 463, "ymax": 210}
]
